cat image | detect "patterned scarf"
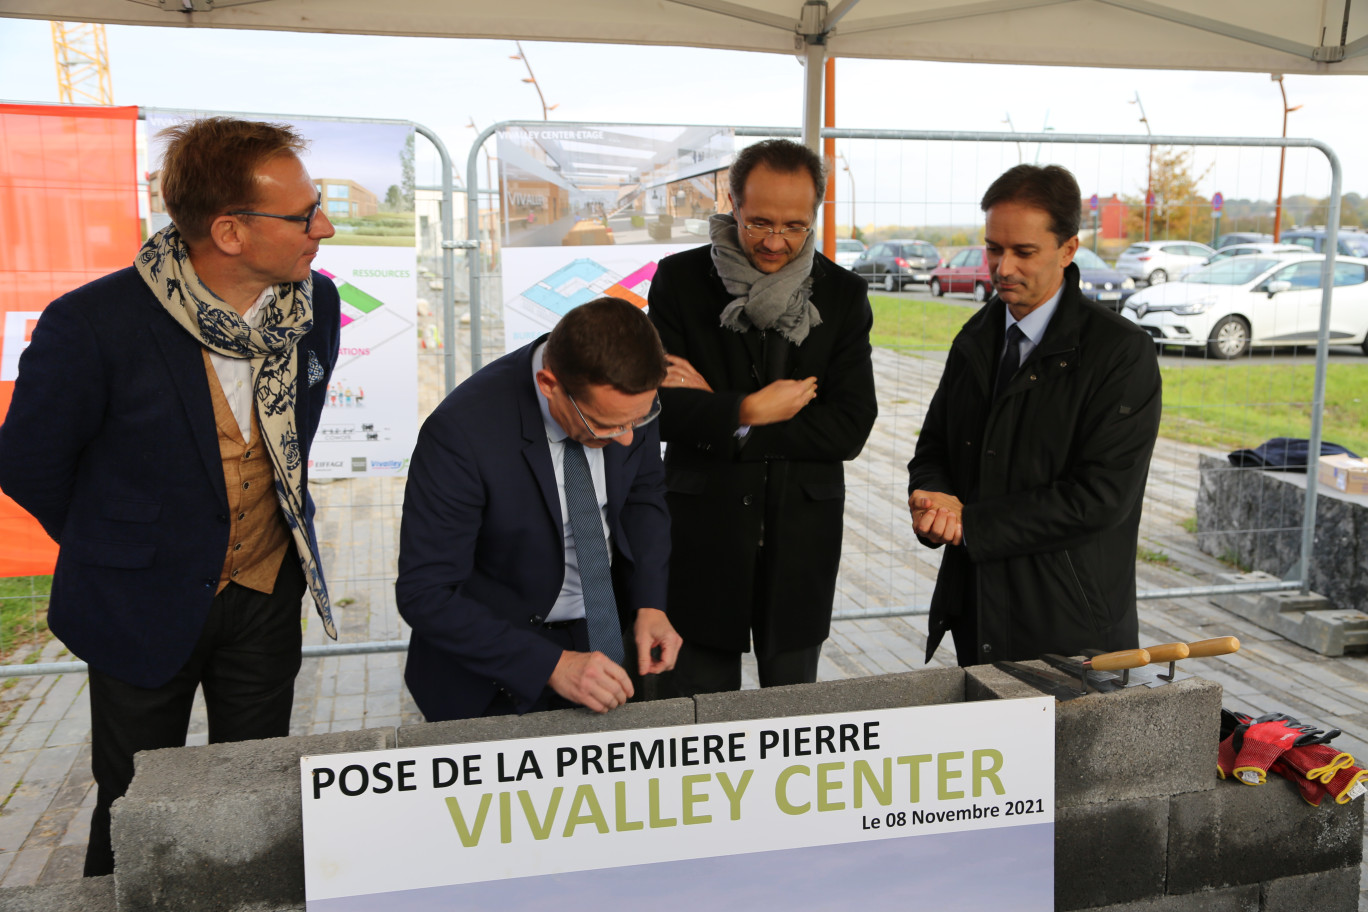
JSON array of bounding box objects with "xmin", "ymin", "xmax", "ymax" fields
[
  {"xmin": 710, "ymin": 212, "xmax": 822, "ymax": 345},
  {"xmin": 134, "ymin": 225, "xmax": 336, "ymax": 639}
]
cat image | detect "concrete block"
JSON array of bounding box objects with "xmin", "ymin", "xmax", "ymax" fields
[
  {"xmin": 966, "ymin": 662, "xmax": 1059, "ymax": 703},
  {"xmin": 1082, "ymin": 884, "xmax": 1259, "ymax": 911},
  {"xmin": 0, "ymin": 875, "xmax": 114, "ymax": 911},
  {"xmin": 1056, "ymin": 796, "xmax": 1170, "ymax": 910},
  {"xmin": 1259, "ymin": 865, "xmax": 1359, "ymax": 911},
  {"xmin": 113, "ymin": 728, "xmax": 394, "ymax": 912},
  {"xmin": 397, "ymin": 698, "xmax": 696, "ymax": 748},
  {"xmin": 968, "ymin": 664, "xmax": 1222, "ymax": 807},
  {"xmin": 1211, "ymin": 576, "xmax": 1368, "ymax": 657},
  {"xmin": 1166, "ymin": 780, "xmax": 1363, "ymax": 894},
  {"xmin": 693, "ymin": 667, "xmax": 965, "ymax": 724}
]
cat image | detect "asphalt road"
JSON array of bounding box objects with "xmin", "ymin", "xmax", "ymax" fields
[{"xmin": 873, "ymin": 283, "xmax": 1367, "ymax": 364}]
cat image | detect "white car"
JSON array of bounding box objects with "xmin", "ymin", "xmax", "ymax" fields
[
  {"xmin": 834, "ymin": 238, "xmax": 867, "ymax": 269},
  {"xmin": 1115, "ymin": 240, "xmax": 1214, "ymax": 286},
  {"xmin": 1178, "ymin": 242, "xmax": 1307, "ymax": 277},
  {"xmin": 1122, "ymin": 253, "xmax": 1368, "ymax": 359}
]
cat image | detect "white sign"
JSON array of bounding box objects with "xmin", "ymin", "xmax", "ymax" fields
[{"xmin": 301, "ymin": 700, "xmax": 1055, "ymax": 910}]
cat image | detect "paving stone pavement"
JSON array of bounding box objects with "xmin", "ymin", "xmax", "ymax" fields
[{"xmin": 2, "ymin": 343, "xmax": 1366, "ymax": 908}]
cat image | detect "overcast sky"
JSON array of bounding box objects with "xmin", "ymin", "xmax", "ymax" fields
[{"xmin": 5, "ymin": 19, "xmax": 1366, "ymax": 226}]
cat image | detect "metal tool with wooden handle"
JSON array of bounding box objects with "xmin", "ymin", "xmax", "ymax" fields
[
  {"xmin": 1090, "ymin": 636, "xmax": 1241, "ymax": 687},
  {"xmin": 1041, "ymin": 648, "xmax": 1151, "ymax": 694}
]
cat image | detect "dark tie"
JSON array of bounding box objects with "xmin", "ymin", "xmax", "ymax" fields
[
  {"xmin": 562, "ymin": 440, "xmax": 624, "ymax": 664},
  {"xmin": 994, "ymin": 324, "xmax": 1026, "ymax": 400}
]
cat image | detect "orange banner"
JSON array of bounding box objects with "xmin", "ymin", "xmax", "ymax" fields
[{"xmin": 0, "ymin": 103, "xmax": 140, "ymax": 576}]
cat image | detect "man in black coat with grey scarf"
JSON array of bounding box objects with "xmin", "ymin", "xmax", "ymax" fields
[
  {"xmin": 648, "ymin": 139, "xmax": 877, "ymax": 696},
  {"xmin": 908, "ymin": 164, "xmax": 1162, "ymax": 667}
]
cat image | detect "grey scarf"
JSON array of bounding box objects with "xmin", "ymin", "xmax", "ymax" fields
[{"xmin": 710, "ymin": 213, "xmax": 821, "ymax": 345}]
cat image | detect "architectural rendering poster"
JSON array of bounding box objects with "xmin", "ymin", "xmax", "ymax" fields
[
  {"xmin": 146, "ymin": 110, "xmax": 418, "ymax": 478},
  {"xmin": 497, "ymin": 124, "xmax": 733, "ymax": 351},
  {"xmin": 300, "ymin": 700, "xmax": 1056, "ymax": 910}
]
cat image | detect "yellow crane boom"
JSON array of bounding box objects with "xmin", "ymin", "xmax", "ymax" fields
[{"xmin": 51, "ymin": 21, "xmax": 113, "ymax": 105}]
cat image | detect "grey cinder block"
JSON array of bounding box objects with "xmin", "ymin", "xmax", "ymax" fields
[
  {"xmin": 1259, "ymin": 865, "xmax": 1360, "ymax": 912},
  {"xmin": 693, "ymin": 667, "xmax": 965, "ymax": 724},
  {"xmin": 0, "ymin": 875, "xmax": 114, "ymax": 912},
  {"xmin": 1166, "ymin": 779, "xmax": 1363, "ymax": 894},
  {"xmin": 113, "ymin": 728, "xmax": 394, "ymax": 912},
  {"xmin": 968, "ymin": 665, "xmax": 1222, "ymax": 808},
  {"xmin": 1080, "ymin": 884, "xmax": 1259, "ymax": 911},
  {"xmin": 1056, "ymin": 795, "xmax": 1171, "ymax": 910},
  {"xmin": 965, "ymin": 662, "xmax": 1048, "ymax": 702},
  {"xmin": 397, "ymin": 698, "xmax": 696, "ymax": 748}
]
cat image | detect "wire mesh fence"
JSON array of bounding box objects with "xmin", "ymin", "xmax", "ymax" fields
[{"xmin": 4, "ymin": 122, "xmax": 1356, "ymax": 674}]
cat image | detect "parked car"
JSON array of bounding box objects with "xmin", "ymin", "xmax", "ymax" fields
[
  {"xmin": 852, "ymin": 239, "xmax": 941, "ymax": 291},
  {"xmin": 1179, "ymin": 243, "xmax": 1308, "ymax": 276},
  {"xmin": 1073, "ymin": 247, "xmax": 1136, "ymax": 311},
  {"xmin": 929, "ymin": 247, "xmax": 992, "ymax": 302},
  {"xmin": 1215, "ymin": 232, "xmax": 1272, "ymax": 249},
  {"xmin": 834, "ymin": 238, "xmax": 867, "ymax": 269},
  {"xmin": 1122, "ymin": 253, "xmax": 1368, "ymax": 359},
  {"xmin": 1115, "ymin": 240, "xmax": 1215, "ymax": 286},
  {"xmin": 1278, "ymin": 228, "xmax": 1368, "ymax": 258}
]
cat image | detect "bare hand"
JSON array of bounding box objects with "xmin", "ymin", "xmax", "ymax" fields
[
  {"xmin": 909, "ymin": 489, "xmax": 965, "ymax": 546},
  {"xmin": 547, "ymin": 651, "xmax": 634, "ymax": 713},
  {"xmin": 665, "ymin": 355, "xmax": 712, "ymax": 392},
  {"xmin": 633, "ymin": 607, "xmax": 682, "ymax": 676},
  {"xmin": 738, "ymin": 376, "xmax": 818, "ymax": 426}
]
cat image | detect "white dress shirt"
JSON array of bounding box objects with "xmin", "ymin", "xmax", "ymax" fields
[{"xmin": 206, "ymin": 287, "xmax": 274, "ymax": 443}]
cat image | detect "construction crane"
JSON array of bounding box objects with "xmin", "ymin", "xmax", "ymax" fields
[{"xmin": 51, "ymin": 21, "xmax": 113, "ymax": 105}]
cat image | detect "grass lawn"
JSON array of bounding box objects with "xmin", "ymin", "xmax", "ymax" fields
[
  {"xmin": 870, "ymin": 292, "xmax": 1368, "ymax": 454},
  {"xmin": 0, "ymin": 575, "xmax": 51, "ymax": 663}
]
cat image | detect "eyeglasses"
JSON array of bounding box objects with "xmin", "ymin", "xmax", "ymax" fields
[
  {"xmin": 565, "ymin": 390, "xmax": 661, "ymax": 440},
  {"xmin": 228, "ymin": 192, "xmax": 324, "ymax": 233},
  {"xmin": 742, "ymin": 223, "xmax": 813, "ymax": 241}
]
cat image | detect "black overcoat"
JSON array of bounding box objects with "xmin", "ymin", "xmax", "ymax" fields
[
  {"xmin": 908, "ymin": 263, "xmax": 1162, "ymax": 664},
  {"xmin": 648, "ymin": 244, "xmax": 877, "ymax": 655}
]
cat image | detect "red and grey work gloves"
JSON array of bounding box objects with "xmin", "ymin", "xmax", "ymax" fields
[{"xmin": 1218, "ymin": 708, "xmax": 1367, "ymax": 805}]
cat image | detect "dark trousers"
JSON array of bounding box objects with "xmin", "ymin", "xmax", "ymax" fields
[
  {"xmin": 668, "ymin": 640, "xmax": 822, "ymax": 698},
  {"xmin": 84, "ymin": 552, "xmax": 306, "ymax": 876}
]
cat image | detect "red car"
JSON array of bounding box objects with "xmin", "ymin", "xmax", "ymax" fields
[{"xmin": 929, "ymin": 247, "xmax": 993, "ymax": 302}]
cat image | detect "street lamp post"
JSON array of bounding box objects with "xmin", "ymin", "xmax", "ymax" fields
[
  {"xmin": 1002, "ymin": 113, "xmax": 1022, "ymax": 164},
  {"xmin": 510, "ymin": 41, "xmax": 558, "ymax": 120},
  {"xmin": 1271, "ymin": 74, "xmax": 1302, "ymax": 242},
  {"xmin": 837, "ymin": 152, "xmax": 855, "ymax": 238},
  {"xmin": 1130, "ymin": 92, "xmax": 1154, "ymax": 241}
]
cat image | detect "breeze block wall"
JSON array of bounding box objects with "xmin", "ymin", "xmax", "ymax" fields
[{"xmin": 0, "ymin": 665, "xmax": 1358, "ymax": 912}]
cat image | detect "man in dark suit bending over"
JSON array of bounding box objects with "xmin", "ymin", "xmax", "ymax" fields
[{"xmin": 397, "ymin": 297, "xmax": 681, "ymax": 721}]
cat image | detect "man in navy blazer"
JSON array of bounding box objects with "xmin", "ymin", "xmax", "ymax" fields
[
  {"xmin": 397, "ymin": 297, "xmax": 681, "ymax": 722},
  {"xmin": 0, "ymin": 118, "xmax": 340, "ymax": 875}
]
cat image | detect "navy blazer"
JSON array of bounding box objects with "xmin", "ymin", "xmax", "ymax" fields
[
  {"xmin": 0, "ymin": 267, "xmax": 340, "ymax": 688},
  {"xmin": 395, "ymin": 339, "xmax": 670, "ymax": 722}
]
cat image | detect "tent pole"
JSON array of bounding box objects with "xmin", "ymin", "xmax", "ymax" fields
[
  {"xmin": 802, "ymin": 41, "xmax": 825, "ymax": 152},
  {"xmin": 800, "ymin": 0, "xmax": 827, "ymax": 154}
]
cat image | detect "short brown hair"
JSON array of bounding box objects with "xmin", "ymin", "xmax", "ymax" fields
[
  {"xmin": 729, "ymin": 139, "xmax": 826, "ymax": 213},
  {"xmin": 158, "ymin": 117, "xmax": 308, "ymax": 243},
  {"xmin": 544, "ymin": 297, "xmax": 667, "ymax": 398},
  {"xmin": 980, "ymin": 164, "xmax": 1081, "ymax": 245}
]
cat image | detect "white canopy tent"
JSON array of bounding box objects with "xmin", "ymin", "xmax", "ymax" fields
[{"xmin": 5, "ymin": 0, "xmax": 1368, "ymax": 144}]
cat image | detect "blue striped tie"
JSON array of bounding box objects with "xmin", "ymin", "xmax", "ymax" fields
[{"xmin": 562, "ymin": 440, "xmax": 624, "ymax": 664}]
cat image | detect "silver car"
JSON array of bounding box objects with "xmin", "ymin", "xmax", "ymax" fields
[{"xmin": 1115, "ymin": 240, "xmax": 1214, "ymax": 286}]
